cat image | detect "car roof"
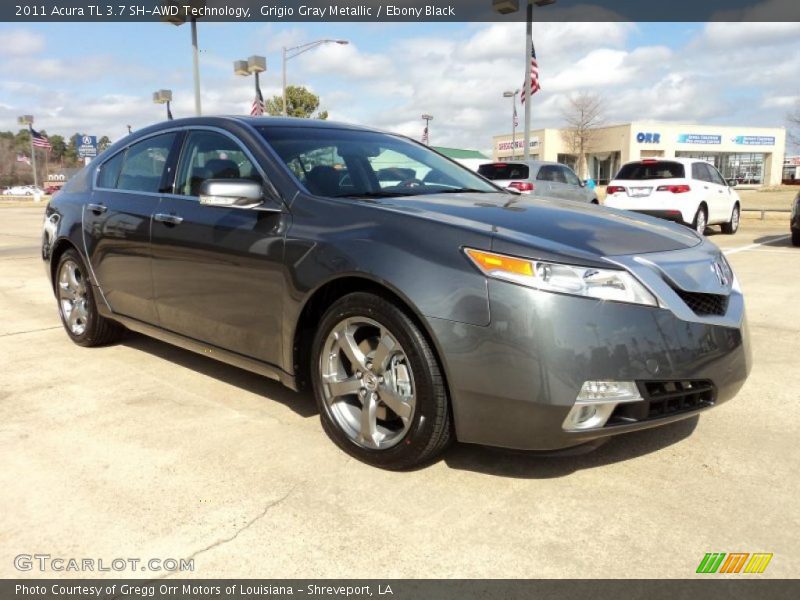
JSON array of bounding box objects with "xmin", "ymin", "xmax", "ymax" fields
[{"xmin": 481, "ymin": 160, "xmax": 564, "ymax": 168}]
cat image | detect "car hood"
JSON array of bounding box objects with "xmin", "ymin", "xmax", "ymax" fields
[{"xmin": 367, "ymin": 192, "xmax": 701, "ymax": 262}]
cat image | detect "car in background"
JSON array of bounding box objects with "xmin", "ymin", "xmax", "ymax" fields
[
  {"xmin": 477, "ymin": 160, "xmax": 598, "ymax": 204},
  {"xmin": 44, "ymin": 185, "xmax": 60, "ymax": 195},
  {"xmin": 605, "ymin": 158, "xmax": 741, "ymax": 236},
  {"xmin": 791, "ymin": 191, "xmax": 800, "ymax": 247},
  {"xmin": 5, "ymin": 185, "xmax": 45, "ymax": 196}
]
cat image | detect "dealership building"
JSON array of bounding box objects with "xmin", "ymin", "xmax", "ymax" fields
[{"xmin": 492, "ymin": 122, "xmax": 787, "ymax": 186}]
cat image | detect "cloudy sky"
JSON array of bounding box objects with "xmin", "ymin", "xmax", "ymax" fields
[{"xmin": 0, "ymin": 20, "xmax": 798, "ymax": 153}]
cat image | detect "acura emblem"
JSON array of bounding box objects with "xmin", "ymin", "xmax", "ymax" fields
[{"xmin": 711, "ymin": 260, "xmax": 729, "ymax": 287}]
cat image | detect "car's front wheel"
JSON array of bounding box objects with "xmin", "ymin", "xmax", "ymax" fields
[
  {"xmin": 55, "ymin": 249, "xmax": 124, "ymax": 347},
  {"xmin": 792, "ymin": 229, "xmax": 800, "ymax": 247},
  {"xmin": 721, "ymin": 204, "xmax": 740, "ymax": 235},
  {"xmin": 311, "ymin": 292, "xmax": 452, "ymax": 470}
]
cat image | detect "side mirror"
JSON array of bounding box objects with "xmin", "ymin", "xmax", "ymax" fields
[
  {"xmin": 580, "ymin": 180, "xmax": 587, "ymax": 187},
  {"xmin": 727, "ymin": 179, "xmax": 738, "ymax": 188},
  {"xmin": 199, "ymin": 179, "xmax": 266, "ymax": 210}
]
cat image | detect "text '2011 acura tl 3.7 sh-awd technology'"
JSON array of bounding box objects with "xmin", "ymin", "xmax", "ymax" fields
[{"xmin": 42, "ymin": 117, "xmax": 752, "ymax": 469}]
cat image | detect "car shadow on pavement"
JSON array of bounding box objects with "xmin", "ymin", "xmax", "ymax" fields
[
  {"xmin": 121, "ymin": 332, "xmax": 318, "ymax": 419},
  {"xmin": 442, "ymin": 416, "xmax": 699, "ymax": 479},
  {"xmin": 752, "ymin": 234, "xmax": 792, "ymax": 247}
]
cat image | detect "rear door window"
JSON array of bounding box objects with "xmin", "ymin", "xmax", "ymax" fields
[
  {"xmin": 616, "ymin": 161, "xmax": 685, "ymax": 180},
  {"xmin": 692, "ymin": 162, "xmax": 712, "ymax": 182},
  {"xmin": 478, "ymin": 163, "xmax": 529, "ymax": 180},
  {"xmin": 116, "ymin": 133, "xmax": 177, "ymax": 193}
]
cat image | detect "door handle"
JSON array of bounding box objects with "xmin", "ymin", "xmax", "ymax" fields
[
  {"xmin": 87, "ymin": 203, "xmax": 107, "ymax": 214},
  {"xmin": 154, "ymin": 213, "xmax": 183, "ymax": 225}
]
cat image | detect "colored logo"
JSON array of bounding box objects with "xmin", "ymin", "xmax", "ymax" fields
[
  {"xmin": 678, "ymin": 134, "xmax": 722, "ymax": 145},
  {"xmin": 636, "ymin": 132, "xmax": 661, "ymax": 144},
  {"xmin": 732, "ymin": 135, "xmax": 776, "ymax": 146},
  {"xmin": 696, "ymin": 553, "xmax": 773, "ymax": 574}
]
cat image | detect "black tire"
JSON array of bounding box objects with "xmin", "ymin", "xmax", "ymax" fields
[
  {"xmin": 792, "ymin": 229, "xmax": 800, "ymax": 247},
  {"xmin": 311, "ymin": 292, "xmax": 453, "ymax": 470},
  {"xmin": 55, "ymin": 249, "xmax": 124, "ymax": 347},
  {"xmin": 692, "ymin": 205, "xmax": 708, "ymax": 236},
  {"xmin": 721, "ymin": 204, "xmax": 740, "ymax": 235}
]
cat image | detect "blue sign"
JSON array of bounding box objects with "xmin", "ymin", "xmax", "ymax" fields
[
  {"xmin": 77, "ymin": 135, "xmax": 97, "ymax": 158},
  {"xmin": 677, "ymin": 134, "xmax": 722, "ymax": 145},
  {"xmin": 636, "ymin": 132, "xmax": 661, "ymax": 144},
  {"xmin": 733, "ymin": 135, "xmax": 775, "ymax": 146}
]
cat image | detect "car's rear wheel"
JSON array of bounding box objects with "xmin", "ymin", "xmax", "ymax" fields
[
  {"xmin": 55, "ymin": 249, "xmax": 124, "ymax": 347},
  {"xmin": 311, "ymin": 292, "xmax": 452, "ymax": 470},
  {"xmin": 721, "ymin": 204, "xmax": 740, "ymax": 235},
  {"xmin": 692, "ymin": 206, "xmax": 708, "ymax": 235},
  {"xmin": 792, "ymin": 229, "xmax": 800, "ymax": 247}
]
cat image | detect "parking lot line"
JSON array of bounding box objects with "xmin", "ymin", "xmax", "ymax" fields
[{"xmin": 723, "ymin": 235, "xmax": 791, "ymax": 256}]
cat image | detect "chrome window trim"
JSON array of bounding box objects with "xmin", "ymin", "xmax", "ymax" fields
[{"xmin": 92, "ymin": 125, "xmax": 282, "ymax": 206}]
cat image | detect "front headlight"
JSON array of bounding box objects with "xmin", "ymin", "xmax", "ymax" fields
[{"xmin": 465, "ymin": 248, "xmax": 659, "ymax": 307}]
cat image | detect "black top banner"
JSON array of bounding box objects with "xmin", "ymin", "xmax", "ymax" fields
[{"xmin": 4, "ymin": 0, "xmax": 800, "ymax": 22}]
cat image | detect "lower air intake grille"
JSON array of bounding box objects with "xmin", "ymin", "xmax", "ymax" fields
[
  {"xmin": 643, "ymin": 380, "xmax": 715, "ymax": 419},
  {"xmin": 673, "ymin": 288, "xmax": 729, "ymax": 316},
  {"xmin": 608, "ymin": 380, "xmax": 715, "ymax": 425}
]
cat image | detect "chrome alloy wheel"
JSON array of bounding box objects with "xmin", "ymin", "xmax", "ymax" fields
[
  {"xmin": 731, "ymin": 206, "xmax": 740, "ymax": 231},
  {"xmin": 58, "ymin": 259, "xmax": 89, "ymax": 336},
  {"xmin": 320, "ymin": 317, "xmax": 416, "ymax": 450},
  {"xmin": 696, "ymin": 209, "xmax": 707, "ymax": 234}
]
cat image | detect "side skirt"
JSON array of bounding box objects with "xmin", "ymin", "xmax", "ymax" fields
[{"xmin": 97, "ymin": 299, "xmax": 298, "ymax": 391}]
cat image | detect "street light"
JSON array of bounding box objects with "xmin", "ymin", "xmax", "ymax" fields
[
  {"xmin": 493, "ymin": 0, "xmax": 557, "ymax": 160},
  {"xmin": 17, "ymin": 115, "xmax": 38, "ymax": 189},
  {"xmin": 153, "ymin": 89, "xmax": 174, "ymax": 120},
  {"xmin": 234, "ymin": 55, "xmax": 267, "ymax": 115},
  {"xmin": 421, "ymin": 114, "xmax": 434, "ymax": 145},
  {"xmin": 503, "ymin": 90, "xmax": 520, "ymax": 157},
  {"xmin": 282, "ymin": 39, "xmax": 349, "ymax": 117},
  {"xmin": 162, "ymin": 0, "xmax": 205, "ymax": 116}
]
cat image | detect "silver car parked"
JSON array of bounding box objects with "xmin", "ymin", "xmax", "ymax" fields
[{"xmin": 478, "ymin": 160, "xmax": 599, "ymax": 203}]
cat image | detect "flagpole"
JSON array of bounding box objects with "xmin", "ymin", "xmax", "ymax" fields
[
  {"xmin": 523, "ymin": 0, "xmax": 533, "ymax": 161},
  {"xmin": 28, "ymin": 124, "xmax": 39, "ymax": 189}
]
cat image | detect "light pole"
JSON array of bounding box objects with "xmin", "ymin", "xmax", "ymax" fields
[
  {"xmin": 153, "ymin": 89, "xmax": 174, "ymax": 120},
  {"xmin": 282, "ymin": 39, "xmax": 349, "ymax": 116},
  {"xmin": 493, "ymin": 0, "xmax": 556, "ymax": 160},
  {"xmin": 17, "ymin": 115, "xmax": 37, "ymax": 188},
  {"xmin": 163, "ymin": 1, "xmax": 205, "ymax": 116},
  {"xmin": 234, "ymin": 55, "xmax": 267, "ymax": 114},
  {"xmin": 421, "ymin": 114, "xmax": 433, "ymax": 145},
  {"xmin": 503, "ymin": 90, "xmax": 519, "ymax": 157}
]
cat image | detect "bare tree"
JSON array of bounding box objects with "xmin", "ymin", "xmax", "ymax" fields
[
  {"xmin": 560, "ymin": 92, "xmax": 605, "ymax": 179},
  {"xmin": 788, "ymin": 99, "xmax": 800, "ymax": 148}
]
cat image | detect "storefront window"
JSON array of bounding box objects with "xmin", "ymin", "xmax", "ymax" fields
[{"xmin": 676, "ymin": 151, "xmax": 766, "ymax": 185}]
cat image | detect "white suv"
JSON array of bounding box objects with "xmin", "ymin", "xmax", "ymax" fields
[{"xmin": 604, "ymin": 158, "xmax": 741, "ymax": 235}]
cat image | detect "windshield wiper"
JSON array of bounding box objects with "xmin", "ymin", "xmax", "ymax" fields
[
  {"xmin": 331, "ymin": 191, "xmax": 415, "ymax": 198},
  {"xmin": 417, "ymin": 188, "xmax": 494, "ymax": 195}
]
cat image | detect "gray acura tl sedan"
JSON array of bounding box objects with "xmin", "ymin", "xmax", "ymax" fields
[{"xmin": 42, "ymin": 117, "xmax": 751, "ymax": 469}]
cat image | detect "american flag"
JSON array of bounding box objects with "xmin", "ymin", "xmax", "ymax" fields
[
  {"xmin": 251, "ymin": 74, "xmax": 265, "ymax": 116},
  {"xmin": 520, "ymin": 43, "xmax": 541, "ymax": 104},
  {"xmin": 421, "ymin": 125, "xmax": 429, "ymax": 145},
  {"xmin": 30, "ymin": 127, "xmax": 52, "ymax": 150},
  {"xmin": 16, "ymin": 153, "xmax": 31, "ymax": 165}
]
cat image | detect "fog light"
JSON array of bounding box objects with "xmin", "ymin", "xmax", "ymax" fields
[{"xmin": 562, "ymin": 381, "xmax": 643, "ymax": 431}]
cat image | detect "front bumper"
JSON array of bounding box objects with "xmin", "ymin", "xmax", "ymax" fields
[{"xmin": 429, "ymin": 281, "xmax": 751, "ymax": 451}]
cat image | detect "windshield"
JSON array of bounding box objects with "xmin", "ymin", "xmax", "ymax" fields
[
  {"xmin": 477, "ymin": 163, "xmax": 530, "ymax": 180},
  {"xmin": 258, "ymin": 126, "xmax": 499, "ymax": 198},
  {"xmin": 616, "ymin": 161, "xmax": 685, "ymax": 180}
]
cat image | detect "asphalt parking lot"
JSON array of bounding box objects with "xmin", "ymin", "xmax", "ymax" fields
[{"xmin": 1, "ymin": 206, "xmax": 797, "ymax": 579}]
